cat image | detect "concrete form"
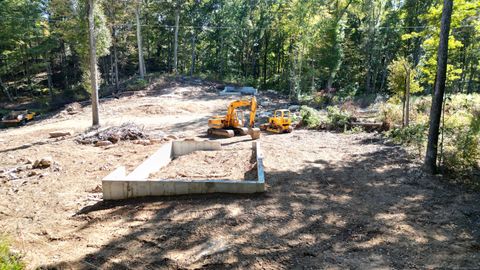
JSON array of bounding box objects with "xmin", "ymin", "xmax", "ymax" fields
[{"xmin": 102, "ymin": 140, "xmax": 265, "ymax": 200}]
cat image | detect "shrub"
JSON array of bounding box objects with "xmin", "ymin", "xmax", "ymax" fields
[
  {"xmin": 385, "ymin": 124, "xmax": 428, "ymax": 157},
  {"xmin": 442, "ymin": 109, "xmax": 480, "ymax": 176},
  {"xmin": 312, "ymin": 92, "xmax": 331, "ymax": 108},
  {"xmin": 298, "ymin": 94, "xmax": 313, "ymax": 105},
  {"xmin": 326, "ymin": 106, "xmax": 351, "ymax": 131},
  {"xmin": 300, "ymin": 106, "xmax": 321, "ymax": 128},
  {"xmin": 380, "ymin": 93, "xmax": 479, "ymax": 180},
  {"xmin": 414, "ymin": 96, "xmax": 431, "ymax": 114},
  {"xmin": 387, "ymin": 57, "xmax": 423, "ymax": 99},
  {"xmin": 337, "ymin": 84, "xmax": 358, "ymax": 100},
  {"xmin": 347, "ymin": 126, "xmax": 364, "ymax": 134},
  {"xmin": 126, "ymin": 78, "xmax": 148, "ymax": 91},
  {"xmin": 0, "ymin": 237, "xmax": 24, "ymax": 270},
  {"xmin": 379, "ymin": 102, "xmax": 403, "ymax": 126}
]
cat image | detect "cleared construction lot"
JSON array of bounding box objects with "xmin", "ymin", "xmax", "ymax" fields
[{"xmin": 0, "ymin": 79, "xmax": 479, "ymax": 269}]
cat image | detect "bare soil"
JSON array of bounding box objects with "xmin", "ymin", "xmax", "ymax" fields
[
  {"xmin": 0, "ymin": 78, "xmax": 479, "ymax": 269},
  {"xmin": 150, "ymin": 149, "xmax": 256, "ymax": 180}
]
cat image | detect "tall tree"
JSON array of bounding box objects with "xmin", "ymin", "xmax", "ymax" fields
[
  {"xmin": 173, "ymin": 2, "xmax": 180, "ymax": 74},
  {"xmin": 88, "ymin": 0, "xmax": 100, "ymax": 126},
  {"xmin": 136, "ymin": 0, "xmax": 146, "ymax": 78},
  {"xmin": 424, "ymin": 0, "xmax": 454, "ymax": 173}
]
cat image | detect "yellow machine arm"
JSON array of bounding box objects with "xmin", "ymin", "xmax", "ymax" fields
[{"xmin": 225, "ymin": 96, "xmax": 257, "ymax": 128}]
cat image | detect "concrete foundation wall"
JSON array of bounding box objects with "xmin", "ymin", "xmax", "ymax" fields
[
  {"xmin": 172, "ymin": 140, "xmax": 221, "ymax": 157},
  {"xmin": 102, "ymin": 141, "xmax": 265, "ymax": 200},
  {"xmin": 127, "ymin": 142, "xmax": 173, "ymax": 180}
]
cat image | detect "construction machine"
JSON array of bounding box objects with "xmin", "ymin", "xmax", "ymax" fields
[
  {"xmin": 208, "ymin": 96, "xmax": 261, "ymax": 139},
  {"xmin": 1, "ymin": 110, "xmax": 36, "ymax": 127},
  {"xmin": 260, "ymin": 109, "xmax": 293, "ymax": 133}
]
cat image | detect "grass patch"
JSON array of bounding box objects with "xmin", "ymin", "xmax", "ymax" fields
[{"xmin": 0, "ymin": 236, "xmax": 24, "ymax": 270}]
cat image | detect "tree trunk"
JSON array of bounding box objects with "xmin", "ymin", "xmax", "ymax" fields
[
  {"xmin": 190, "ymin": 31, "xmax": 196, "ymax": 76},
  {"xmin": 173, "ymin": 6, "xmax": 180, "ymax": 74},
  {"xmin": 23, "ymin": 44, "xmax": 31, "ymax": 92},
  {"xmin": 135, "ymin": 2, "xmax": 146, "ymax": 79},
  {"xmin": 219, "ymin": 36, "xmax": 225, "ymax": 77},
  {"xmin": 46, "ymin": 59, "xmax": 54, "ymax": 103},
  {"xmin": 88, "ymin": 0, "xmax": 100, "ymax": 126},
  {"xmin": 263, "ymin": 31, "xmax": 269, "ymax": 87},
  {"xmin": 424, "ymin": 0, "xmax": 453, "ymax": 174},
  {"xmin": 466, "ymin": 62, "xmax": 477, "ymax": 94},
  {"xmin": 327, "ymin": 76, "xmax": 334, "ymax": 90},
  {"xmin": 112, "ymin": 28, "xmax": 119, "ymax": 93},
  {"xmin": 61, "ymin": 42, "xmax": 70, "ymax": 91},
  {"xmin": 404, "ymin": 69, "xmax": 411, "ymax": 127}
]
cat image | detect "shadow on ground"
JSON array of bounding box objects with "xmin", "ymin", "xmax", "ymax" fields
[{"xmin": 40, "ymin": 134, "xmax": 480, "ymax": 269}]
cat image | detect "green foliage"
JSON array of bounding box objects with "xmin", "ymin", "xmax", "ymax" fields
[
  {"xmin": 408, "ymin": 0, "xmax": 480, "ymax": 87},
  {"xmin": 443, "ymin": 131, "xmax": 480, "ymax": 174},
  {"xmin": 297, "ymin": 105, "xmax": 355, "ymax": 132},
  {"xmin": 0, "ymin": 237, "xmax": 24, "ymax": 270},
  {"xmin": 379, "ymin": 101, "xmax": 403, "ymax": 125},
  {"xmin": 300, "ymin": 106, "xmax": 322, "ymax": 129},
  {"xmin": 387, "ymin": 57, "xmax": 422, "ymax": 98},
  {"xmin": 326, "ymin": 106, "xmax": 351, "ymax": 130},
  {"xmin": 346, "ymin": 126, "xmax": 365, "ymax": 134},
  {"xmin": 126, "ymin": 78, "xmax": 148, "ymax": 91},
  {"xmin": 312, "ymin": 92, "xmax": 331, "ymax": 108},
  {"xmin": 443, "ymin": 100, "xmax": 480, "ymax": 177},
  {"xmin": 383, "ymin": 93, "xmax": 480, "ymax": 177},
  {"xmin": 385, "ymin": 124, "xmax": 428, "ymax": 157}
]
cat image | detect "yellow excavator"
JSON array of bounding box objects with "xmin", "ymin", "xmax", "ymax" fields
[{"xmin": 208, "ymin": 96, "xmax": 261, "ymax": 139}]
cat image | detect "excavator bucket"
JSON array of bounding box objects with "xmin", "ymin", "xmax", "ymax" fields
[{"xmin": 248, "ymin": 128, "xmax": 261, "ymax": 140}]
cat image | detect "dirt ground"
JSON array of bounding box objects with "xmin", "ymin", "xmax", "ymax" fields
[
  {"xmin": 150, "ymin": 149, "xmax": 256, "ymax": 180},
  {"xmin": 0, "ymin": 79, "xmax": 479, "ymax": 269}
]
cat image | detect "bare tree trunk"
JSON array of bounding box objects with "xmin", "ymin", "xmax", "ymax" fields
[
  {"xmin": 424, "ymin": 0, "xmax": 453, "ymax": 174},
  {"xmin": 466, "ymin": 62, "xmax": 477, "ymax": 94},
  {"xmin": 61, "ymin": 42, "xmax": 70, "ymax": 91},
  {"xmin": 23, "ymin": 44, "xmax": 32, "ymax": 92},
  {"xmin": 190, "ymin": 31, "xmax": 196, "ymax": 76},
  {"xmin": 404, "ymin": 68, "xmax": 411, "ymax": 127},
  {"xmin": 173, "ymin": 6, "xmax": 180, "ymax": 74},
  {"xmin": 46, "ymin": 59, "xmax": 54, "ymax": 103},
  {"xmin": 135, "ymin": 2, "xmax": 146, "ymax": 79},
  {"xmin": 219, "ymin": 36, "xmax": 225, "ymax": 77},
  {"xmin": 263, "ymin": 31, "xmax": 269, "ymax": 87},
  {"xmin": 112, "ymin": 28, "xmax": 119, "ymax": 93},
  {"xmin": 88, "ymin": 0, "xmax": 100, "ymax": 126}
]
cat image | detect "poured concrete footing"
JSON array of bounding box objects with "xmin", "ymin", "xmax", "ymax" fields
[{"xmin": 102, "ymin": 141, "xmax": 265, "ymax": 200}]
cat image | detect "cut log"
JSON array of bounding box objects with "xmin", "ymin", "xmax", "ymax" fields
[{"xmin": 49, "ymin": 130, "xmax": 73, "ymax": 138}]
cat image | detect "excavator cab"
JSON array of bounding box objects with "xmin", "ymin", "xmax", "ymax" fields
[{"xmin": 233, "ymin": 110, "xmax": 245, "ymax": 127}]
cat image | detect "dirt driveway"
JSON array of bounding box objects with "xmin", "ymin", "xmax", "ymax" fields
[{"xmin": 0, "ymin": 81, "xmax": 479, "ymax": 269}]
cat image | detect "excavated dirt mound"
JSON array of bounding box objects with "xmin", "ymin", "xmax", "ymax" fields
[{"xmin": 150, "ymin": 149, "xmax": 257, "ymax": 180}]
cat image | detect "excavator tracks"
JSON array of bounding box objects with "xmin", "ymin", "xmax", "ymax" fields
[
  {"xmin": 207, "ymin": 127, "xmax": 260, "ymax": 140},
  {"xmin": 207, "ymin": 128, "xmax": 235, "ymax": 138}
]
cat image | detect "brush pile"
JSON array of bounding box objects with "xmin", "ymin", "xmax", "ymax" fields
[{"xmin": 76, "ymin": 123, "xmax": 149, "ymax": 145}]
